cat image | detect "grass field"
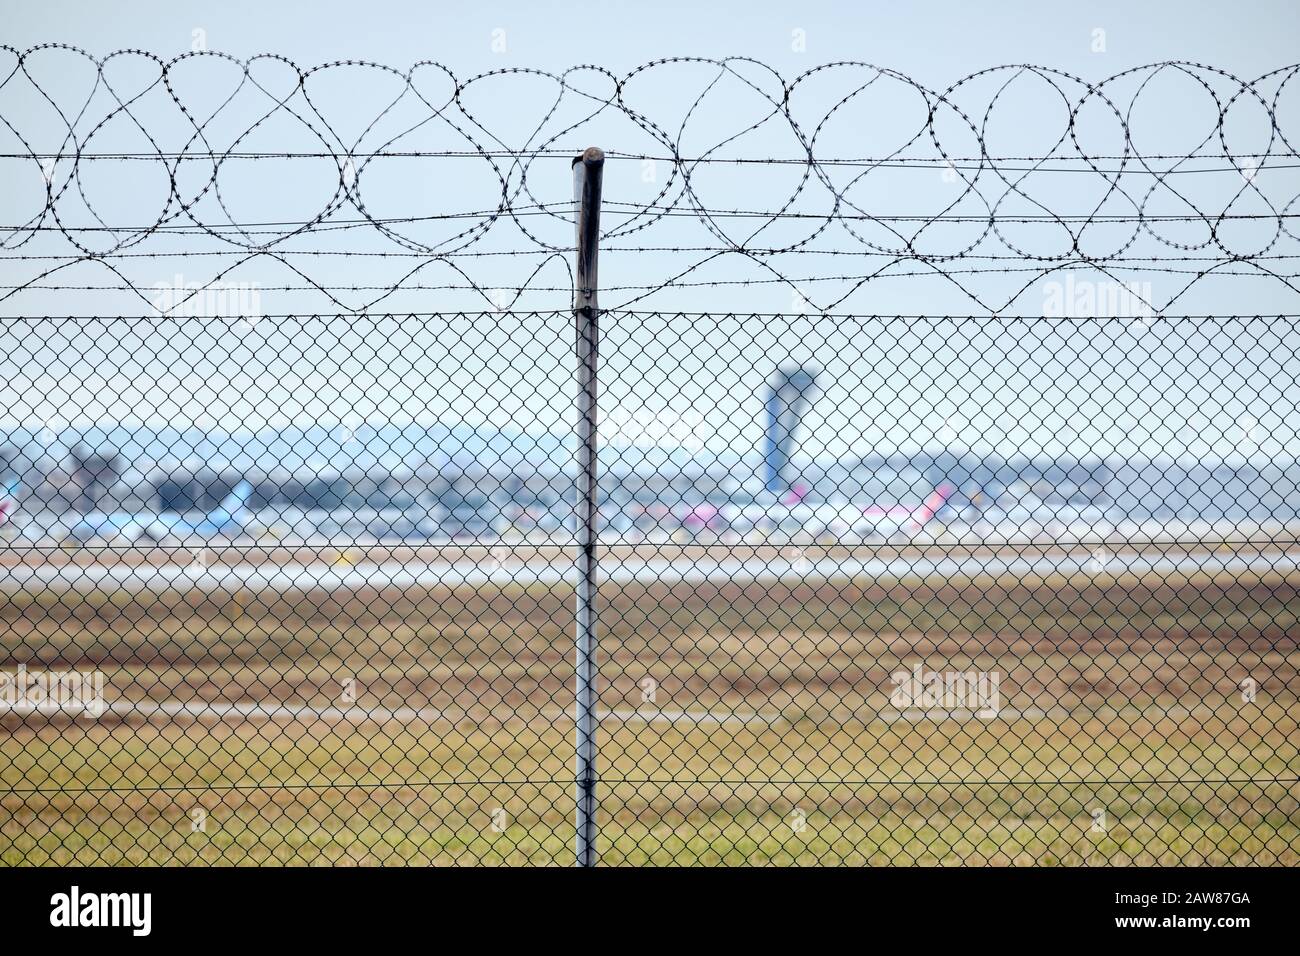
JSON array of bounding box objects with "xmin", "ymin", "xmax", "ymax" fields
[{"xmin": 2, "ymin": 559, "xmax": 1298, "ymax": 865}]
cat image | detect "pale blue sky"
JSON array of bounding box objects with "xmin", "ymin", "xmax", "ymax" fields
[
  {"xmin": 1, "ymin": 0, "xmax": 1297, "ymax": 460},
  {"xmin": 4, "ymin": 0, "xmax": 1296, "ymax": 77}
]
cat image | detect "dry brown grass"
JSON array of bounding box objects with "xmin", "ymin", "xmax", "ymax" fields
[{"xmin": 2, "ymin": 563, "xmax": 1298, "ymax": 864}]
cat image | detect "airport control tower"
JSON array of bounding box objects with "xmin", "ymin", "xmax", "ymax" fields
[{"xmin": 763, "ymin": 366, "xmax": 818, "ymax": 495}]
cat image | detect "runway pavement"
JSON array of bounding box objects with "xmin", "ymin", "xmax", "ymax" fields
[{"xmin": 1, "ymin": 546, "xmax": 1297, "ymax": 594}]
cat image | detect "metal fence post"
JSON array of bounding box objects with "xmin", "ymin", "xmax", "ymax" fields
[{"xmin": 572, "ymin": 146, "xmax": 604, "ymax": 867}]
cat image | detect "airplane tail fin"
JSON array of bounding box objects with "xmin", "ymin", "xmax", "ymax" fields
[
  {"xmin": 781, "ymin": 481, "xmax": 810, "ymax": 506},
  {"xmin": 913, "ymin": 482, "xmax": 956, "ymax": 527},
  {"xmin": 0, "ymin": 477, "xmax": 17, "ymax": 524},
  {"xmin": 208, "ymin": 480, "xmax": 254, "ymax": 528}
]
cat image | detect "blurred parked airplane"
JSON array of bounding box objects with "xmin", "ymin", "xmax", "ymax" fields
[
  {"xmin": 66, "ymin": 480, "xmax": 255, "ymax": 543},
  {"xmin": 850, "ymin": 483, "xmax": 957, "ymax": 538},
  {"xmin": 686, "ymin": 480, "xmax": 955, "ymax": 540}
]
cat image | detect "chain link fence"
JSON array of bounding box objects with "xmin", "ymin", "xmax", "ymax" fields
[{"xmin": 1, "ymin": 309, "xmax": 1297, "ymax": 865}]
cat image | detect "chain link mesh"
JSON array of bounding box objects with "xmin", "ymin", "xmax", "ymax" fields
[{"xmin": 1, "ymin": 310, "xmax": 1297, "ymax": 865}]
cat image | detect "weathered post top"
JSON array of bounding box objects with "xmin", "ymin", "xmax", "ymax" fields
[{"xmin": 572, "ymin": 147, "xmax": 605, "ymax": 315}]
